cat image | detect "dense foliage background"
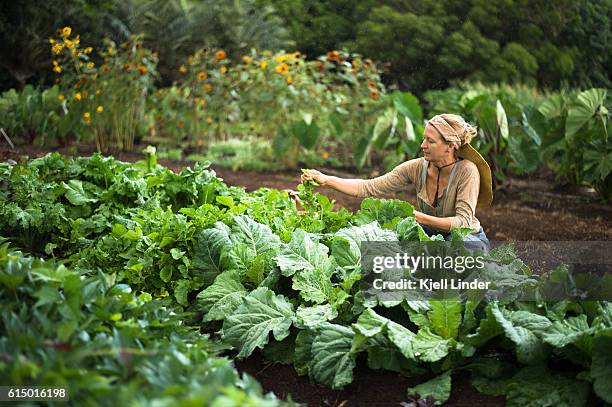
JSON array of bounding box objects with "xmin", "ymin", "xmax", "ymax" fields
[{"xmin": 1, "ymin": 0, "xmax": 610, "ymax": 92}]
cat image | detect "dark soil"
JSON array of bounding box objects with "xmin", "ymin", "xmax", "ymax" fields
[{"xmin": 2, "ymin": 143, "xmax": 611, "ymax": 406}]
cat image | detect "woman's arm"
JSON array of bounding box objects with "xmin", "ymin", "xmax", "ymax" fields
[
  {"xmin": 301, "ymin": 170, "xmax": 363, "ymax": 196},
  {"xmin": 302, "ymin": 159, "xmax": 420, "ymax": 198},
  {"xmin": 414, "ymin": 210, "xmax": 454, "ymax": 232}
]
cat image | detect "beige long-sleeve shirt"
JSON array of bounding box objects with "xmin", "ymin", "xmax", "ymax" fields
[{"xmin": 355, "ymin": 158, "xmax": 481, "ymax": 233}]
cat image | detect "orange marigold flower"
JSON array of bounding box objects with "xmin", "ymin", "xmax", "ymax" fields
[
  {"xmin": 275, "ymin": 63, "xmax": 289, "ymax": 75},
  {"xmin": 326, "ymin": 50, "xmax": 340, "ymax": 62},
  {"xmin": 102, "ymin": 66, "xmax": 110, "ymax": 73},
  {"xmin": 322, "ymin": 151, "xmax": 330, "ymax": 159},
  {"xmin": 197, "ymin": 71, "xmax": 207, "ymax": 81},
  {"xmin": 367, "ymin": 81, "xmax": 377, "ymax": 90},
  {"xmin": 138, "ymin": 65, "xmax": 147, "ymax": 74},
  {"xmin": 215, "ymin": 50, "xmax": 226, "ymax": 60},
  {"xmin": 317, "ymin": 62, "xmax": 325, "ymax": 71},
  {"xmin": 370, "ymin": 91, "xmax": 379, "ymax": 100},
  {"xmin": 123, "ymin": 63, "xmax": 131, "ymax": 70},
  {"xmin": 179, "ymin": 65, "xmax": 187, "ymax": 74},
  {"xmin": 203, "ymin": 84, "xmax": 213, "ymax": 93}
]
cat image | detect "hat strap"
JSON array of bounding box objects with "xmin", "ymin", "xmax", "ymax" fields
[{"xmin": 433, "ymin": 160, "xmax": 458, "ymax": 208}]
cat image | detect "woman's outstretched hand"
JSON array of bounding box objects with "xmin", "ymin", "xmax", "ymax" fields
[{"xmin": 301, "ymin": 169, "xmax": 329, "ymax": 186}]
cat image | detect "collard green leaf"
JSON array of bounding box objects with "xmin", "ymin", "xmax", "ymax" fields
[
  {"xmin": 221, "ymin": 287, "xmax": 295, "ymax": 358},
  {"xmin": 274, "ymin": 229, "xmax": 334, "ymax": 277},
  {"xmin": 413, "ymin": 327, "xmax": 451, "ymax": 362},
  {"xmin": 542, "ymin": 314, "xmax": 592, "ymax": 348},
  {"xmin": 331, "ymin": 222, "xmax": 397, "ymax": 269},
  {"xmin": 192, "ymin": 223, "xmax": 232, "ymax": 286},
  {"xmin": 197, "ymin": 271, "xmax": 247, "ymax": 322},
  {"xmin": 295, "ymin": 304, "xmax": 338, "ymax": 329},
  {"xmin": 308, "ymin": 323, "xmax": 356, "ymax": 389}
]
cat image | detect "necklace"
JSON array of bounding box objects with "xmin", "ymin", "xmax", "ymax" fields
[{"xmin": 432, "ymin": 160, "xmax": 458, "ymax": 208}]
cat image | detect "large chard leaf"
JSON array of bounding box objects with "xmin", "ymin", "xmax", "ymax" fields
[
  {"xmin": 331, "ymin": 221, "xmax": 397, "ymax": 270},
  {"xmin": 221, "ymin": 287, "xmax": 295, "ymax": 358},
  {"xmin": 353, "ymin": 198, "xmax": 414, "ymax": 229},
  {"xmin": 428, "ymin": 300, "xmax": 462, "ymax": 340},
  {"xmin": 492, "ymin": 306, "xmax": 551, "ymax": 364},
  {"xmin": 274, "ymin": 229, "xmax": 334, "ymax": 277},
  {"xmin": 412, "ymin": 327, "xmax": 452, "ymax": 362},
  {"xmin": 192, "ymin": 222, "xmax": 232, "ymax": 286},
  {"xmin": 309, "ymin": 323, "xmax": 356, "ymax": 389},
  {"xmin": 541, "ymin": 314, "xmax": 593, "ymax": 348},
  {"xmin": 196, "ymin": 271, "xmax": 247, "ymax": 322},
  {"xmin": 352, "ymin": 308, "xmax": 416, "ymax": 360}
]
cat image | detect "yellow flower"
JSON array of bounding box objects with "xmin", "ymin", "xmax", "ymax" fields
[
  {"xmin": 138, "ymin": 65, "xmax": 147, "ymax": 74},
  {"xmin": 96, "ymin": 105, "xmax": 103, "ymax": 113},
  {"xmin": 58, "ymin": 95, "xmax": 65, "ymax": 102},
  {"xmin": 275, "ymin": 63, "xmax": 289, "ymax": 75},
  {"xmin": 260, "ymin": 60, "xmax": 268, "ymax": 70},
  {"xmin": 52, "ymin": 60, "xmax": 59, "ymax": 66},
  {"xmin": 63, "ymin": 39, "xmax": 74, "ymax": 49},
  {"xmin": 86, "ymin": 62, "xmax": 95, "ymax": 69},
  {"xmin": 203, "ymin": 84, "xmax": 213, "ymax": 93},
  {"xmin": 199, "ymin": 98, "xmax": 207, "ymax": 108},
  {"xmin": 84, "ymin": 47, "xmax": 93, "ymax": 54},
  {"xmin": 83, "ymin": 112, "xmax": 91, "ymax": 125},
  {"xmin": 178, "ymin": 120, "xmax": 185, "ymax": 129},
  {"xmin": 220, "ymin": 66, "xmax": 227, "ymax": 75},
  {"xmin": 52, "ymin": 43, "xmax": 63, "ymax": 55},
  {"xmin": 206, "ymin": 117, "xmax": 213, "ymax": 124},
  {"xmin": 53, "ymin": 65, "xmax": 62, "ymax": 74},
  {"xmin": 286, "ymin": 75, "xmax": 293, "ymax": 85},
  {"xmin": 107, "ymin": 47, "xmax": 115, "ymax": 55},
  {"xmin": 95, "ymin": 89, "xmax": 102, "ymax": 96},
  {"xmin": 275, "ymin": 54, "xmax": 287, "ymax": 63},
  {"xmin": 49, "ymin": 38, "xmax": 55, "ymax": 44},
  {"xmin": 242, "ymin": 56, "xmax": 253, "ymax": 64},
  {"xmin": 179, "ymin": 65, "xmax": 187, "ymax": 74},
  {"xmin": 74, "ymin": 92, "xmax": 82, "ymax": 101},
  {"xmin": 61, "ymin": 26, "xmax": 72, "ymax": 37},
  {"xmin": 74, "ymin": 35, "xmax": 80, "ymax": 45},
  {"xmin": 322, "ymin": 151, "xmax": 330, "ymax": 159},
  {"xmin": 197, "ymin": 71, "xmax": 207, "ymax": 81}
]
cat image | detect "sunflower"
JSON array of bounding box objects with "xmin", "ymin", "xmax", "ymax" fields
[
  {"xmin": 197, "ymin": 71, "xmax": 207, "ymax": 81},
  {"xmin": 275, "ymin": 63, "xmax": 289, "ymax": 75}
]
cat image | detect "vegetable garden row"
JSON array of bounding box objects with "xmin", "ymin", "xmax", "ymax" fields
[{"xmin": 1, "ymin": 151, "xmax": 610, "ymax": 405}]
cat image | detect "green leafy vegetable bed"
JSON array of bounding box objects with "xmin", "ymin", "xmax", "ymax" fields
[{"xmin": 1, "ymin": 152, "xmax": 610, "ymax": 406}]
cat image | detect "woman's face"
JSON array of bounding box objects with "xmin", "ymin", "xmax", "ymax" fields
[{"xmin": 421, "ymin": 124, "xmax": 453, "ymax": 162}]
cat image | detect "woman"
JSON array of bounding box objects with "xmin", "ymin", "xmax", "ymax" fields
[{"xmin": 301, "ymin": 114, "xmax": 493, "ymax": 250}]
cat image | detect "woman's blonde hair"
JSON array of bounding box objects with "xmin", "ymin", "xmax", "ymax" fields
[{"xmin": 428, "ymin": 114, "xmax": 478, "ymax": 153}]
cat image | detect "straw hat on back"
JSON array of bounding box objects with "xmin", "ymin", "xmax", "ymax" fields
[{"xmin": 427, "ymin": 114, "xmax": 493, "ymax": 208}]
